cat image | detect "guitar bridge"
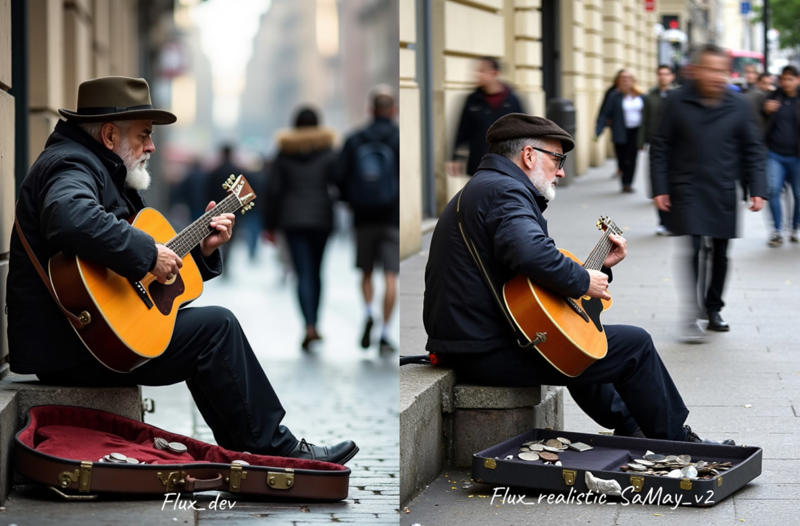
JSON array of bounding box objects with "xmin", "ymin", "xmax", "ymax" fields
[
  {"xmin": 130, "ymin": 280, "xmax": 154, "ymax": 309},
  {"xmin": 565, "ymin": 298, "xmax": 590, "ymax": 323}
]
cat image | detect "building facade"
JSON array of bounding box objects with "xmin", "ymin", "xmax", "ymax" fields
[{"xmin": 400, "ymin": 0, "xmax": 658, "ymax": 259}]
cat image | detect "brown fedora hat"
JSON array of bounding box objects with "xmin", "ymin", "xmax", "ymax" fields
[{"xmin": 59, "ymin": 76, "xmax": 177, "ymax": 124}]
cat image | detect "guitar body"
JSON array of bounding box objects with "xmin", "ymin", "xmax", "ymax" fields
[
  {"xmin": 49, "ymin": 208, "xmax": 204, "ymax": 373},
  {"xmin": 503, "ymin": 249, "xmax": 611, "ymax": 378}
]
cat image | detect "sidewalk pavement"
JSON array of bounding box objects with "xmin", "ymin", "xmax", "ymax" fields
[
  {"xmin": 401, "ymin": 156, "xmax": 800, "ymax": 525},
  {"xmin": 3, "ymin": 232, "xmax": 399, "ymax": 525}
]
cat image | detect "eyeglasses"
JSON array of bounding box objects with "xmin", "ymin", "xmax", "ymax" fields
[{"xmin": 530, "ymin": 146, "xmax": 567, "ymax": 170}]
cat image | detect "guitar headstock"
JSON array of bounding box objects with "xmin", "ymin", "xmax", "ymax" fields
[
  {"xmin": 596, "ymin": 216, "xmax": 624, "ymax": 236},
  {"xmin": 222, "ymin": 174, "xmax": 257, "ymax": 214}
]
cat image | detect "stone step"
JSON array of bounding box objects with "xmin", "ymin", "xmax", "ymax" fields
[{"xmin": 0, "ymin": 373, "xmax": 143, "ymax": 504}]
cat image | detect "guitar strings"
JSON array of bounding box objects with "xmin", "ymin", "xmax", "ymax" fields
[{"xmin": 166, "ymin": 193, "xmax": 241, "ymax": 257}]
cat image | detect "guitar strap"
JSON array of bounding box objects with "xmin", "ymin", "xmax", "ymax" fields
[
  {"xmin": 455, "ymin": 189, "xmax": 535, "ymax": 351},
  {"xmin": 13, "ymin": 209, "xmax": 90, "ymax": 329}
]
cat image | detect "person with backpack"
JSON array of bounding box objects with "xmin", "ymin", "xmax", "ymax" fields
[{"xmin": 337, "ymin": 88, "xmax": 399, "ymax": 353}]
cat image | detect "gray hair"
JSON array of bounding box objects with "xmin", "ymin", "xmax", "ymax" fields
[
  {"xmin": 76, "ymin": 120, "xmax": 130, "ymax": 142},
  {"xmin": 487, "ymin": 136, "xmax": 548, "ymax": 160}
]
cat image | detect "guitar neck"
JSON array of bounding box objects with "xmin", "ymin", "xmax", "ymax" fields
[
  {"xmin": 166, "ymin": 193, "xmax": 241, "ymax": 257},
  {"xmin": 583, "ymin": 229, "xmax": 613, "ymax": 271}
]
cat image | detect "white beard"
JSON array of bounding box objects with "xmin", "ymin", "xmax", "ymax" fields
[
  {"xmin": 117, "ymin": 137, "xmax": 151, "ymax": 191},
  {"xmin": 531, "ymin": 166, "xmax": 556, "ymax": 201}
]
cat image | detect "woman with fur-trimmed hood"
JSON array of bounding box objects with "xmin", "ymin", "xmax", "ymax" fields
[{"xmin": 265, "ymin": 106, "xmax": 338, "ymax": 351}]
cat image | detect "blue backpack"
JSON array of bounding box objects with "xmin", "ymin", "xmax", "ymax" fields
[{"xmin": 349, "ymin": 129, "xmax": 398, "ymax": 208}]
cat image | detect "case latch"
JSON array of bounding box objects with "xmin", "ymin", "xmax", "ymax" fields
[
  {"xmin": 228, "ymin": 464, "xmax": 248, "ymax": 492},
  {"xmin": 484, "ymin": 458, "xmax": 497, "ymax": 470},
  {"xmin": 562, "ymin": 469, "xmax": 576, "ymax": 486},
  {"xmin": 266, "ymin": 469, "xmax": 294, "ymax": 490},
  {"xmin": 680, "ymin": 478, "xmax": 693, "ymax": 490},
  {"xmin": 629, "ymin": 475, "xmax": 644, "ymax": 492},
  {"xmin": 58, "ymin": 461, "xmax": 93, "ymax": 493}
]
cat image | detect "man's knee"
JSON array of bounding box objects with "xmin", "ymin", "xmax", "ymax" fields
[{"xmin": 608, "ymin": 324, "xmax": 656, "ymax": 353}]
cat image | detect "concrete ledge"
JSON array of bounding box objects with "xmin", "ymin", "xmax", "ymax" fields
[
  {"xmin": 451, "ymin": 384, "xmax": 564, "ymax": 468},
  {"xmin": 400, "ymin": 365, "xmax": 455, "ymax": 507},
  {"xmin": 400, "ymin": 364, "xmax": 565, "ymax": 505},
  {"xmin": 0, "ymin": 373, "xmax": 143, "ymax": 504}
]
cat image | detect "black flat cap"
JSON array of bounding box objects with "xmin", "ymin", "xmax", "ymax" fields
[{"xmin": 486, "ymin": 113, "xmax": 574, "ymax": 153}]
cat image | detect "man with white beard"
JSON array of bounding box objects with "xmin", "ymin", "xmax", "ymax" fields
[
  {"xmin": 7, "ymin": 77, "xmax": 358, "ymax": 464},
  {"xmin": 423, "ymin": 113, "xmax": 731, "ymax": 444}
]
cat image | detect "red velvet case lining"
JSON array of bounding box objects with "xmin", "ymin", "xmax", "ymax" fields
[{"xmin": 17, "ymin": 405, "xmax": 346, "ymax": 472}]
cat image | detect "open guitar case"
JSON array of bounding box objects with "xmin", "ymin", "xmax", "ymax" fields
[{"xmin": 14, "ymin": 405, "xmax": 350, "ymax": 501}]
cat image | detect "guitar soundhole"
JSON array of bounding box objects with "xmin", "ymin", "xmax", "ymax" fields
[
  {"xmin": 580, "ymin": 297, "xmax": 604, "ymax": 332},
  {"xmin": 148, "ymin": 274, "xmax": 185, "ymax": 315}
]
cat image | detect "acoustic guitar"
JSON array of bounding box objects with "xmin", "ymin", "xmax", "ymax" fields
[
  {"xmin": 502, "ymin": 216, "xmax": 624, "ymax": 377},
  {"xmin": 48, "ymin": 174, "xmax": 256, "ymax": 373}
]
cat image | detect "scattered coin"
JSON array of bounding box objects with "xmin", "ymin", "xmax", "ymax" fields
[
  {"xmin": 529, "ymin": 444, "xmax": 545, "ymax": 452},
  {"xmin": 556, "ymin": 437, "xmax": 572, "ymax": 445},
  {"xmin": 232, "ymin": 459, "xmax": 250, "ymax": 466},
  {"xmin": 667, "ymin": 469, "xmax": 683, "ymax": 478},
  {"xmin": 153, "ymin": 437, "xmax": 169, "ymax": 450},
  {"xmin": 681, "ymin": 466, "xmax": 698, "ymax": 479},
  {"xmin": 539, "ymin": 452, "xmax": 559, "ymax": 462},
  {"xmin": 109, "ymin": 452, "xmax": 127, "ymax": 462},
  {"xmin": 545, "ymin": 439, "xmax": 563, "ymax": 449},
  {"xmin": 125, "ymin": 457, "xmax": 139, "ymax": 464},
  {"xmin": 518, "ymin": 452, "xmax": 540, "ymax": 462},
  {"xmin": 167, "ymin": 441, "xmax": 188, "ymax": 454},
  {"xmin": 628, "ymin": 463, "xmax": 647, "ymax": 471},
  {"xmin": 542, "ymin": 445, "xmax": 562, "ymax": 453},
  {"xmin": 644, "ymin": 453, "xmax": 666, "ymax": 462},
  {"xmin": 677, "ymin": 454, "xmax": 692, "ymax": 464},
  {"xmin": 633, "ymin": 459, "xmax": 654, "ymax": 466}
]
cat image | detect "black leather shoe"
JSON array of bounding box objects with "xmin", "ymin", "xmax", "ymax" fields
[
  {"xmin": 360, "ymin": 316, "xmax": 373, "ymax": 349},
  {"xmin": 706, "ymin": 311, "xmax": 730, "ymax": 332},
  {"xmin": 286, "ymin": 438, "xmax": 359, "ymax": 465},
  {"xmin": 683, "ymin": 425, "xmax": 735, "ymax": 445}
]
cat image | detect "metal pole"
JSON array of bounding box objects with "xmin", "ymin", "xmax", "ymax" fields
[
  {"xmin": 11, "ymin": 0, "xmax": 29, "ymax": 191},
  {"xmin": 418, "ymin": 0, "xmax": 435, "ymax": 218},
  {"xmin": 763, "ymin": 0, "xmax": 770, "ymax": 72}
]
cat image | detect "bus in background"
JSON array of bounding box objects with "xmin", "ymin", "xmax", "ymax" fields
[{"xmin": 729, "ymin": 49, "xmax": 765, "ymax": 81}]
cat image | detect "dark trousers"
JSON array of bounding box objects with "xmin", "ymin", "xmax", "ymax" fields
[
  {"xmin": 284, "ymin": 229, "xmax": 329, "ymax": 327},
  {"xmin": 614, "ymin": 127, "xmax": 640, "ymax": 188},
  {"xmin": 444, "ymin": 325, "xmax": 689, "ymax": 440},
  {"xmin": 690, "ymin": 235, "xmax": 729, "ymax": 314},
  {"xmin": 38, "ymin": 306, "xmax": 298, "ymax": 456}
]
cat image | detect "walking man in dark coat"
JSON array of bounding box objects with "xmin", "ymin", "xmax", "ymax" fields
[
  {"xmin": 448, "ymin": 57, "xmax": 525, "ymax": 177},
  {"xmin": 650, "ymin": 44, "xmax": 767, "ymax": 341},
  {"xmin": 7, "ymin": 76, "xmax": 357, "ymax": 464}
]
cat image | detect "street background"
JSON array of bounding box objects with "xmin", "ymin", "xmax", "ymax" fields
[{"xmin": 402, "ymin": 154, "xmax": 800, "ymax": 525}]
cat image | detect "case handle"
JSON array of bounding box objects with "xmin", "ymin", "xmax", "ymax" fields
[{"xmin": 184, "ymin": 473, "xmax": 224, "ymax": 491}]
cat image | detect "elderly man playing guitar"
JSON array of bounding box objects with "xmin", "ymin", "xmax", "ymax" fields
[
  {"xmin": 424, "ymin": 113, "xmax": 730, "ymax": 444},
  {"xmin": 7, "ymin": 76, "xmax": 357, "ymax": 464}
]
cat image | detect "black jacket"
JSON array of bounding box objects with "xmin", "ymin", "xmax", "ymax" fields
[
  {"xmin": 453, "ymin": 85, "xmax": 525, "ymax": 175},
  {"xmin": 650, "ymin": 82, "xmax": 767, "ymax": 239},
  {"xmin": 423, "ymin": 154, "xmax": 591, "ymax": 355},
  {"xmin": 595, "ymin": 90, "xmax": 645, "ymax": 146},
  {"xmin": 7, "ymin": 120, "xmax": 221, "ymax": 375},
  {"xmin": 763, "ymin": 89, "xmax": 800, "ymax": 156},
  {"xmin": 264, "ymin": 127, "xmax": 337, "ymax": 232},
  {"xmin": 337, "ymin": 117, "xmax": 399, "ymax": 227}
]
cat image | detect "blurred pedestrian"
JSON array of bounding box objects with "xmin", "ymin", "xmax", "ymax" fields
[
  {"xmin": 596, "ymin": 69, "xmax": 625, "ymax": 178},
  {"xmin": 746, "ymin": 72, "xmax": 775, "ymax": 132},
  {"xmin": 762, "ymin": 65, "xmax": 800, "ymax": 247},
  {"xmin": 338, "ymin": 89, "xmax": 399, "ymax": 353},
  {"xmin": 205, "ymin": 144, "xmax": 246, "ymax": 271},
  {"xmin": 264, "ymin": 106, "xmax": 337, "ymax": 351},
  {"xmin": 595, "ymin": 69, "xmax": 644, "ymax": 193},
  {"xmin": 641, "ymin": 64, "xmax": 677, "ymax": 235},
  {"xmin": 740, "ymin": 63, "xmax": 759, "ymax": 93},
  {"xmin": 447, "ymin": 57, "xmax": 525, "ymax": 177},
  {"xmin": 650, "ymin": 44, "xmax": 767, "ymax": 342}
]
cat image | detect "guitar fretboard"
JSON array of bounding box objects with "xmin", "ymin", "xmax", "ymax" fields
[
  {"xmin": 166, "ymin": 193, "xmax": 241, "ymax": 257},
  {"xmin": 583, "ymin": 228, "xmax": 614, "ymax": 271}
]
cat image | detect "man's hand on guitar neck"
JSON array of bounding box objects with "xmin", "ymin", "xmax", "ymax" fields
[
  {"xmin": 152, "ymin": 244, "xmax": 183, "ymax": 284},
  {"xmin": 603, "ymin": 234, "xmax": 627, "ymax": 268},
  {"xmin": 200, "ymin": 201, "xmax": 236, "ymax": 258}
]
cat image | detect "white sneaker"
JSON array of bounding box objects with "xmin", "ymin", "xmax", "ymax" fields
[
  {"xmin": 768, "ymin": 231, "xmax": 783, "ymax": 247},
  {"xmin": 655, "ymin": 225, "xmax": 670, "ymax": 236},
  {"xmin": 791, "ymin": 230, "xmax": 799, "ymax": 243}
]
